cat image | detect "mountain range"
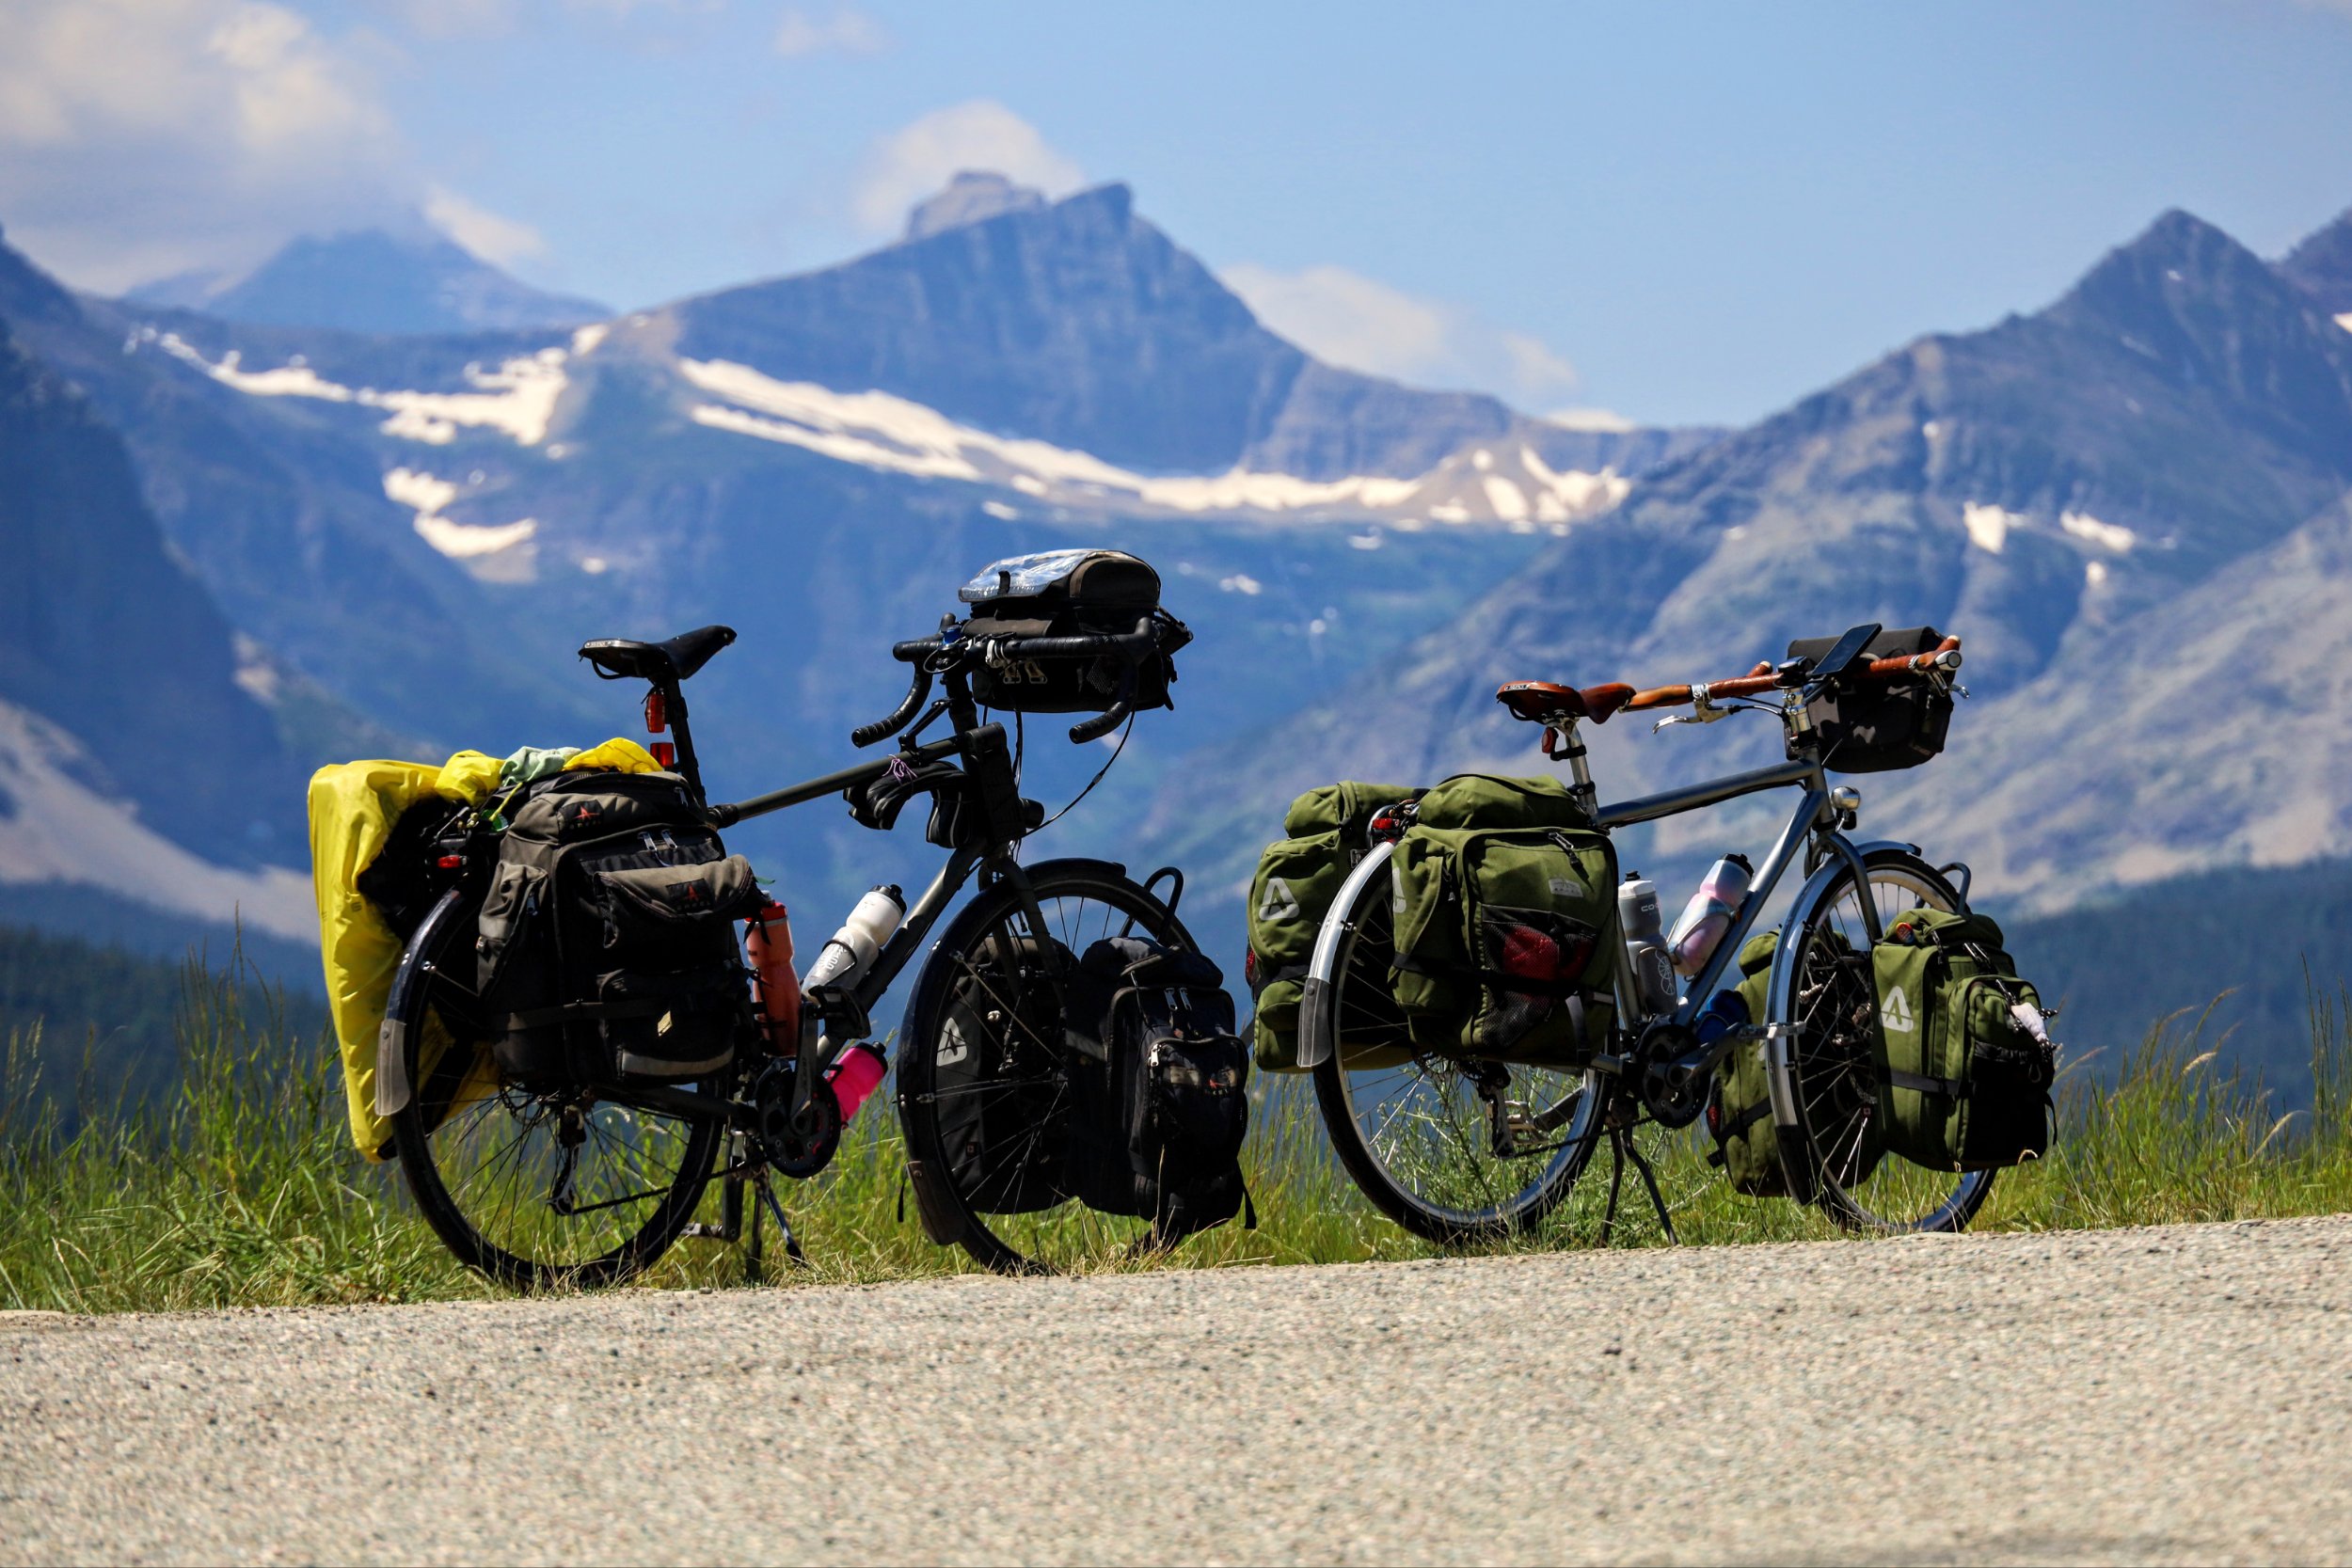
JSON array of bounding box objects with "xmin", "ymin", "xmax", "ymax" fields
[{"xmin": 4, "ymin": 179, "xmax": 2352, "ymax": 1085}]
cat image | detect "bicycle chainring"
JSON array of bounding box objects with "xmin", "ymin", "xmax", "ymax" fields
[
  {"xmin": 1635, "ymin": 1021, "xmax": 1708, "ymax": 1129},
  {"xmin": 751, "ymin": 1058, "xmax": 841, "ymax": 1180}
]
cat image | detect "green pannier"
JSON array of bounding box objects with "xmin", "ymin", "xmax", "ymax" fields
[
  {"xmin": 1388, "ymin": 819, "xmax": 1618, "ymax": 1065},
  {"xmin": 1245, "ymin": 782, "xmax": 1422, "ymax": 1071},
  {"xmin": 1411, "ymin": 771, "xmax": 1591, "ymax": 831},
  {"xmin": 1708, "ymin": 929, "xmax": 1785, "ymax": 1196},
  {"xmin": 1870, "ymin": 908, "xmax": 2055, "ymax": 1171}
]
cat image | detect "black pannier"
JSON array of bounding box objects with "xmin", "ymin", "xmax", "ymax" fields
[
  {"xmin": 474, "ymin": 770, "xmax": 763, "ymax": 1083},
  {"xmin": 930, "ymin": 932, "xmax": 1079, "ymax": 1214},
  {"xmin": 1786, "ymin": 626, "xmax": 1953, "ymax": 773},
  {"xmin": 1064, "ymin": 938, "xmax": 1251, "ymax": 1243},
  {"xmin": 957, "ymin": 549, "xmax": 1190, "ymax": 714}
]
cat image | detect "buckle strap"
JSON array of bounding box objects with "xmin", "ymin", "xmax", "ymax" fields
[{"xmin": 1883, "ymin": 1067, "xmax": 1968, "ymax": 1100}]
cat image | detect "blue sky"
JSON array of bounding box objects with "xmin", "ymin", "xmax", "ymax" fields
[{"xmin": 5, "ymin": 0, "xmax": 2351, "ymax": 428}]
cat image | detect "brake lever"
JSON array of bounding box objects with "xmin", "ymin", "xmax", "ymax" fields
[{"xmin": 1652, "ymin": 685, "xmax": 1733, "ymax": 734}]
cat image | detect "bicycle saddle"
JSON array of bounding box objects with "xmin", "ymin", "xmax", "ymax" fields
[
  {"xmin": 1496, "ymin": 680, "xmax": 1636, "ymax": 725},
  {"xmin": 579, "ymin": 625, "xmax": 738, "ymax": 683}
]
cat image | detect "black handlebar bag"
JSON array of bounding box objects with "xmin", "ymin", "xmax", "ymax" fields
[
  {"xmin": 1785, "ymin": 626, "xmax": 1953, "ymax": 773},
  {"xmin": 956, "ymin": 548, "xmax": 1188, "ymax": 713}
]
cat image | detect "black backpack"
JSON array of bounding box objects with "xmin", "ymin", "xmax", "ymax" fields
[
  {"xmin": 474, "ymin": 770, "xmax": 763, "ymax": 1083},
  {"xmin": 1067, "ymin": 938, "xmax": 1252, "ymax": 1243}
]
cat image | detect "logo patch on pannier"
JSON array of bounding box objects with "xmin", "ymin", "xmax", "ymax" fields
[
  {"xmin": 1882, "ymin": 984, "xmax": 1915, "ymax": 1034},
  {"xmin": 1258, "ymin": 878, "xmax": 1303, "ymax": 923}
]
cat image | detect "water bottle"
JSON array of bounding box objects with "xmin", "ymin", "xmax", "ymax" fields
[
  {"xmin": 825, "ymin": 1041, "xmax": 889, "ymax": 1123},
  {"xmin": 1668, "ymin": 853, "xmax": 1755, "ymax": 977},
  {"xmin": 803, "ymin": 884, "xmax": 906, "ymax": 993},
  {"xmin": 742, "ymin": 900, "xmax": 800, "ymax": 1053},
  {"xmin": 1617, "ymin": 873, "xmax": 1677, "ymax": 1015}
]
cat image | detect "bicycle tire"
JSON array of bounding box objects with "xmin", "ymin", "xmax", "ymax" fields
[
  {"xmin": 387, "ymin": 895, "xmax": 728, "ymax": 1291},
  {"xmin": 1309, "ymin": 844, "xmax": 1605, "ymax": 1247},
  {"xmin": 896, "ymin": 859, "xmax": 1198, "ymax": 1275},
  {"xmin": 1768, "ymin": 847, "xmax": 1995, "ymax": 1234}
]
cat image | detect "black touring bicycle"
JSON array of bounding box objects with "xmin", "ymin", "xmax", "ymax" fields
[{"xmin": 371, "ymin": 551, "xmax": 1211, "ymax": 1288}]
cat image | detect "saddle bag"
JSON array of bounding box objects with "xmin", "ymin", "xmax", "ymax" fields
[
  {"xmin": 475, "ymin": 770, "xmax": 762, "ymax": 1084},
  {"xmin": 957, "ymin": 548, "xmax": 1191, "ymax": 715},
  {"xmin": 1870, "ymin": 908, "xmax": 2056, "ymax": 1171},
  {"xmin": 1388, "ymin": 816, "xmax": 1619, "ymax": 1066},
  {"xmin": 930, "ymin": 933, "xmax": 1079, "ymax": 1214},
  {"xmin": 1785, "ymin": 626, "xmax": 1954, "ymax": 774},
  {"xmin": 1244, "ymin": 780, "xmax": 1423, "ymax": 1071},
  {"xmin": 1066, "ymin": 938, "xmax": 1251, "ymax": 1243}
]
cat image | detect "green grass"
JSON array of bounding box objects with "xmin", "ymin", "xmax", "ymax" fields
[{"xmin": 6, "ymin": 959, "xmax": 2352, "ymax": 1314}]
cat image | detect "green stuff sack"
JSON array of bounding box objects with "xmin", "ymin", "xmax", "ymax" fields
[
  {"xmin": 1707, "ymin": 929, "xmax": 1786, "ymax": 1196},
  {"xmin": 1246, "ymin": 782, "xmax": 1422, "ymax": 1070},
  {"xmin": 1412, "ymin": 772, "xmax": 1590, "ymax": 831},
  {"xmin": 1871, "ymin": 908, "xmax": 2056, "ymax": 1171},
  {"xmin": 1390, "ymin": 824, "xmax": 1618, "ymax": 1065}
]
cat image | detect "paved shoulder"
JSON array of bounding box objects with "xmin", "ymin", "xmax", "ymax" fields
[{"xmin": 4, "ymin": 1216, "xmax": 2350, "ymax": 1564}]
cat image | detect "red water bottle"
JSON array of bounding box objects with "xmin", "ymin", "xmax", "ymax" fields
[{"xmin": 743, "ymin": 901, "xmax": 800, "ymax": 1053}]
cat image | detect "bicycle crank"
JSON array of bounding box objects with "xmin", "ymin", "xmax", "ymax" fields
[
  {"xmin": 1635, "ymin": 1022, "xmax": 1709, "ymax": 1129},
  {"xmin": 749, "ymin": 1058, "xmax": 841, "ymax": 1179}
]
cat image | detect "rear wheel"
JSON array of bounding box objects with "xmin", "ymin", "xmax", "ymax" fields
[
  {"xmin": 897, "ymin": 861, "xmax": 1196, "ymax": 1275},
  {"xmin": 387, "ymin": 893, "xmax": 728, "ymax": 1291},
  {"xmin": 1772, "ymin": 849, "xmax": 1994, "ymax": 1233},
  {"xmin": 1309, "ymin": 846, "xmax": 1605, "ymax": 1246}
]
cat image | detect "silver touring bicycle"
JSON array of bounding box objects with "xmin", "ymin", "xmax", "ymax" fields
[{"xmin": 1294, "ymin": 623, "xmax": 2045, "ymax": 1244}]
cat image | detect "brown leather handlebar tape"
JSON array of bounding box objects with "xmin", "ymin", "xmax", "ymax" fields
[{"xmin": 1622, "ymin": 637, "xmax": 1962, "ymax": 713}]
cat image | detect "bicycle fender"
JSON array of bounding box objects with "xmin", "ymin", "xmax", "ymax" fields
[
  {"xmin": 1297, "ymin": 840, "xmax": 1398, "ymax": 1070},
  {"xmin": 375, "ymin": 888, "xmax": 466, "ymax": 1118}
]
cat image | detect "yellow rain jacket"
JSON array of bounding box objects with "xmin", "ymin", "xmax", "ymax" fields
[{"xmin": 309, "ymin": 739, "xmax": 663, "ymax": 1155}]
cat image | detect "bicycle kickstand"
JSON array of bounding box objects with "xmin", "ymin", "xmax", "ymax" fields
[
  {"xmin": 1620, "ymin": 1132, "xmax": 1680, "ymax": 1246},
  {"xmin": 749, "ymin": 1171, "xmax": 806, "ymax": 1273},
  {"xmin": 1594, "ymin": 1129, "xmax": 1680, "ymax": 1248}
]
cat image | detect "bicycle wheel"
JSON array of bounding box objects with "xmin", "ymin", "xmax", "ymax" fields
[
  {"xmin": 388, "ymin": 893, "xmax": 729, "ymax": 1291},
  {"xmin": 1310, "ymin": 846, "xmax": 1605, "ymax": 1246},
  {"xmin": 898, "ymin": 859, "xmax": 1197, "ymax": 1275},
  {"xmin": 1771, "ymin": 848, "xmax": 1995, "ymax": 1233}
]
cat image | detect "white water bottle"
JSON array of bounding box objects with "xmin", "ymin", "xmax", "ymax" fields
[
  {"xmin": 803, "ymin": 884, "xmax": 906, "ymax": 992},
  {"xmin": 1669, "ymin": 853, "xmax": 1755, "ymax": 977},
  {"xmin": 1617, "ymin": 874, "xmax": 1676, "ymax": 1015}
]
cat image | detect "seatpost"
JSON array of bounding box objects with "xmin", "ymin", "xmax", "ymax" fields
[
  {"xmin": 1549, "ymin": 718, "xmax": 1598, "ymax": 816},
  {"xmin": 662, "ymin": 678, "xmax": 707, "ymax": 802}
]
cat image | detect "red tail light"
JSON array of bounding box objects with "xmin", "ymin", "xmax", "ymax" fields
[
  {"xmin": 651, "ymin": 740, "xmax": 676, "ymax": 768},
  {"xmin": 644, "ymin": 689, "xmax": 667, "ymax": 735}
]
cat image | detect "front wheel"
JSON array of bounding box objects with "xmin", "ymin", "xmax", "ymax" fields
[
  {"xmin": 1308, "ymin": 843, "xmax": 1606, "ymax": 1247},
  {"xmin": 1769, "ymin": 847, "xmax": 1994, "ymax": 1234},
  {"xmin": 896, "ymin": 859, "xmax": 1199, "ymax": 1275}
]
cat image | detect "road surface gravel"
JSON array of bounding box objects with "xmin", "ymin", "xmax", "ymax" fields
[{"xmin": 4, "ymin": 1213, "xmax": 2350, "ymax": 1565}]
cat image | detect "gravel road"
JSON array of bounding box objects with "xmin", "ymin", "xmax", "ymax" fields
[{"xmin": 5, "ymin": 1214, "xmax": 2350, "ymax": 1565}]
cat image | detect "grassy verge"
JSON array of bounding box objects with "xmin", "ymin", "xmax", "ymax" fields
[{"xmin": 4, "ymin": 962, "xmax": 2349, "ymax": 1314}]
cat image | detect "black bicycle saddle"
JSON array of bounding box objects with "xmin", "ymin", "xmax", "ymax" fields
[{"xmin": 579, "ymin": 625, "xmax": 738, "ymax": 683}]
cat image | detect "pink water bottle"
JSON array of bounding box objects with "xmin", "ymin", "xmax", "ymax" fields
[
  {"xmin": 825, "ymin": 1041, "xmax": 888, "ymax": 1123},
  {"xmin": 1669, "ymin": 853, "xmax": 1754, "ymax": 977}
]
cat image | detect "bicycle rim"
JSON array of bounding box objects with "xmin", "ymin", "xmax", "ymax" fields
[
  {"xmin": 1311, "ymin": 855, "xmax": 1602, "ymax": 1245},
  {"xmin": 1775, "ymin": 852, "xmax": 1994, "ymax": 1234},
  {"xmin": 898, "ymin": 863, "xmax": 1194, "ymax": 1275},
  {"xmin": 389, "ymin": 909, "xmax": 725, "ymax": 1291}
]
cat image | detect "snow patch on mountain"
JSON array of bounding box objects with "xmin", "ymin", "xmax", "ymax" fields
[
  {"xmin": 0, "ymin": 701, "xmax": 314, "ymax": 944},
  {"xmin": 141, "ymin": 329, "xmax": 569, "ymax": 446},
  {"xmin": 383, "ymin": 467, "xmax": 538, "ymax": 562}
]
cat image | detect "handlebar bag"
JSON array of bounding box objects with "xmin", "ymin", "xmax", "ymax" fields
[
  {"xmin": 1246, "ymin": 782, "xmax": 1423, "ymax": 1071},
  {"xmin": 474, "ymin": 771, "xmax": 761, "ymax": 1084},
  {"xmin": 1388, "ymin": 824, "xmax": 1619, "ymax": 1066},
  {"xmin": 1784, "ymin": 626, "xmax": 1953, "ymax": 773},
  {"xmin": 957, "ymin": 548, "xmax": 1187, "ymax": 714},
  {"xmin": 1869, "ymin": 908, "xmax": 2055, "ymax": 1171},
  {"xmin": 1064, "ymin": 938, "xmax": 1251, "ymax": 1243}
]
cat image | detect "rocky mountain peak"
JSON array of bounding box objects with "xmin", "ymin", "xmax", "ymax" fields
[
  {"xmin": 2280, "ymin": 206, "xmax": 2352, "ymax": 315},
  {"xmin": 902, "ymin": 171, "xmax": 1049, "ymax": 243}
]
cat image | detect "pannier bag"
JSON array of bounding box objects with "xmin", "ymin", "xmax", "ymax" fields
[
  {"xmin": 475, "ymin": 769, "xmax": 763, "ymax": 1084},
  {"xmin": 1870, "ymin": 908, "xmax": 2056, "ymax": 1171},
  {"xmin": 1705, "ymin": 929, "xmax": 1786, "ymax": 1196},
  {"xmin": 930, "ymin": 933, "xmax": 1079, "ymax": 1214},
  {"xmin": 1785, "ymin": 626, "xmax": 1953, "ymax": 773},
  {"xmin": 1245, "ymin": 780, "xmax": 1424, "ymax": 1072},
  {"xmin": 1388, "ymin": 789, "xmax": 1619, "ymax": 1065},
  {"xmin": 1067, "ymin": 938, "xmax": 1251, "ymax": 1242},
  {"xmin": 957, "ymin": 548, "xmax": 1192, "ymax": 715}
]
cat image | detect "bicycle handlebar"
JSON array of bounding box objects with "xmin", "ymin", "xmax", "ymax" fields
[
  {"xmin": 860, "ymin": 617, "xmax": 1161, "ymax": 747},
  {"xmin": 1625, "ymin": 635, "xmax": 1962, "ymax": 712}
]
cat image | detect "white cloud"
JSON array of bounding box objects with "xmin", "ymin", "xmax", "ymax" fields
[
  {"xmin": 423, "ymin": 185, "xmax": 546, "ymax": 265},
  {"xmin": 774, "ymin": 7, "xmax": 889, "ymax": 57},
  {"xmin": 370, "ymin": 0, "xmax": 522, "ymax": 40},
  {"xmin": 0, "ymin": 0, "xmax": 412, "ymax": 291},
  {"xmin": 851, "ymin": 101, "xmax": 1082, "ymax": 237},
  {"xmin": 1221, "ymin": 261, "xmax": 1583, "ymax": 407}
]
